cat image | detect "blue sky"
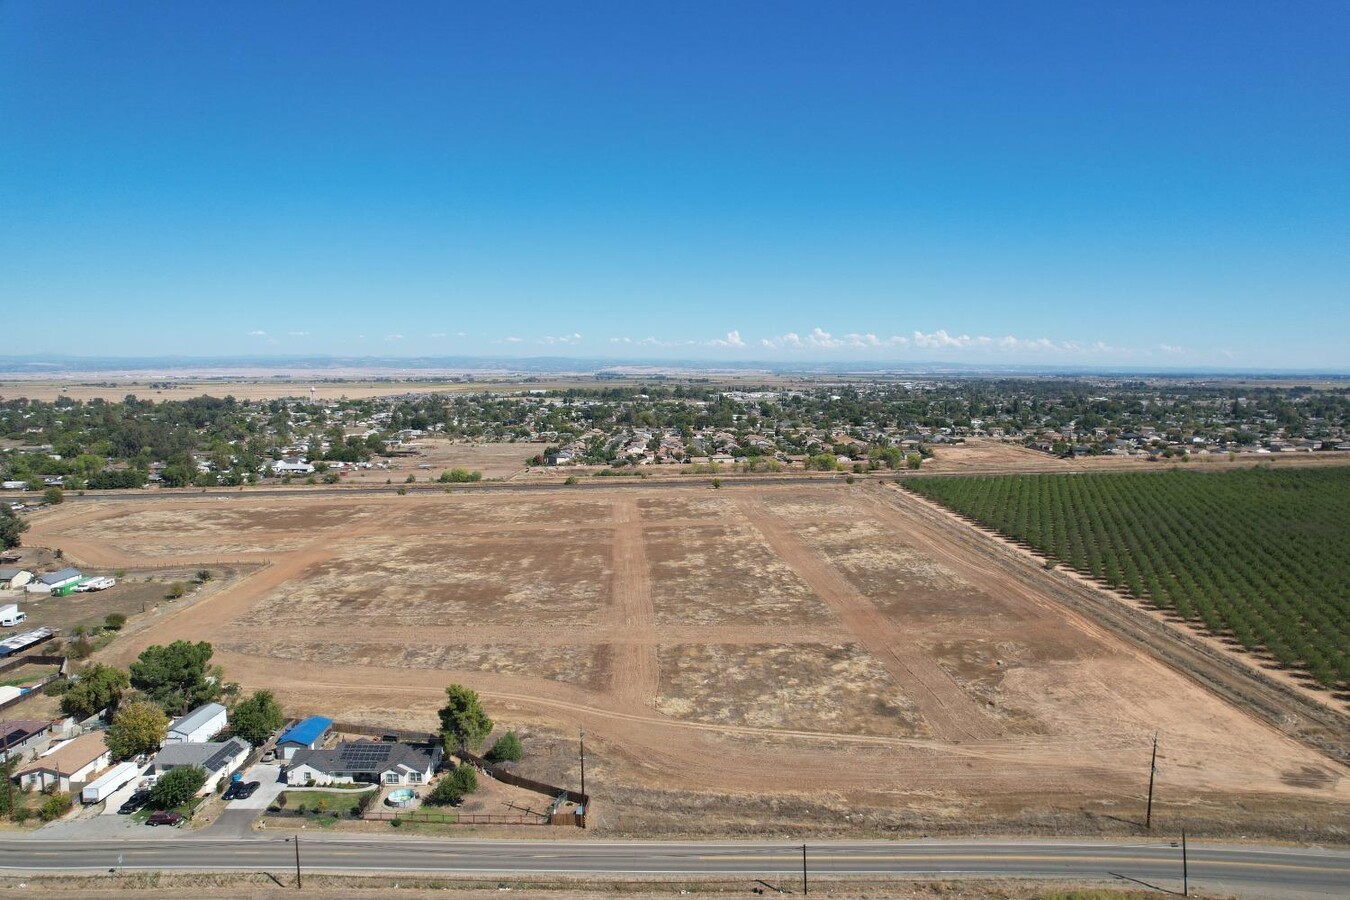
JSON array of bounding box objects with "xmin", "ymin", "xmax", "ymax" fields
[{"xmin": 2, "ymin": 1, "xmax": 1347, "ymax": 369}]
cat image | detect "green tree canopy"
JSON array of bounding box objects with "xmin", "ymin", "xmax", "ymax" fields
[
  {"xmin": 150, "ymin": 765, "xmax": 207, "ymax": 809},
  {"xmin": 230, "ymin": 689, "xmax": 285, "ymax": 746},
  {"xmin": 106, "ymin": 699, "xmax": 169, "ymax": 760},
  {"xmin": 129, "ymin": 640, "xmax": 224, "ymax": 716},
  {"xmin": 0, "ymin": 506, "xmax": 27, "ymax": 550},
  {"xmin": 438, "ymin": 684, "xmax": 493, "ymax": 751},
  {"xmin": 59, "ymin": 664, "xmax": 129, "ymax": 720}
]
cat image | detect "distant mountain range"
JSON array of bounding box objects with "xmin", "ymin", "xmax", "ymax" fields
[{"xmin": 0, "ymin": 354, "xmax": 1344, "ymax": 379}]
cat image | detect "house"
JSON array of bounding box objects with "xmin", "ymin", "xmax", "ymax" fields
[
  {"xmin": 286, "ymin": 739, "xmax": 438, "ymax": 787},
  {"xmin": 1, "ymin": 481, "xmax": 28, "ymax": 491},
  {"xmin": 0, "ymin": 569, "xmax": 33, "ymax": 591},
  {"xmin": 26, "ymin": 568, "xmax": 82, "ymax": 595},
  {"xmin": 0, "ymin": 719, "xmax": 55, "ymax": 763},
  {"xmin": 269, "ymin": 458, "xmax": 314, "ymax": 476},
  {"xmin": 276, "ymin": 716, "xmax": 333, "ymax": 759},
  {"xmin": 165, "ymin": 702, "xmax": 227, "ymax": 745},
  {"xmin": 14, "ymin": 731, "xmax": 111, "ymax": 793},
  {"xmin": 152, "ymin": 736, "xmax": 250, "ymax": 794}
]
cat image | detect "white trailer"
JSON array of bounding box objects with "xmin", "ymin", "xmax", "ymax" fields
[
  {"xmin": 0, "ymin": 604, "xmax": 24, "ymax": 627},
  {"xmin": 81, "ymin": 761, "xmax": 141, "ymax": 804},
  {"xmin": 74, "ymin": 576, "xmax": 116, "ymax": 592}
]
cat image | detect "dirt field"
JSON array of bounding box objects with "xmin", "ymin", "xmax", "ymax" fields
[{"xmin": 22, "ymin": 483, "xmax": 1348, "ymax": 839}]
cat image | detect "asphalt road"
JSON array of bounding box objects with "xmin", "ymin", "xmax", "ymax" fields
[{"xmin": 1, "ymin": 838, "xmax": 1346, "ymax": 895}]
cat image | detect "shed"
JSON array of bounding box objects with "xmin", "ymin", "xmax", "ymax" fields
[
  {"xmin": 276, "ymin": 716, "xmax": 333, "ymax": 759},
  {"xmin": 29, "ymin": 568, "xmax": 81, "ymax": 594},
  {"xmin": 165, "ymin": 702, "xmax": 228, "ymax": 745},
  {"xmin": 0, "ymin": 569, "xmax": 33, "ymax": 591}
]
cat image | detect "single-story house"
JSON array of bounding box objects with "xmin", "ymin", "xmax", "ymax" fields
[
  {"xmin": 1, "ymin": 481, "xmax": 27, "ymax": 491},
  {"xmin": 0, "ymin": 719, "xmax": 55, "ymax": 763},
  {"xmin": 276, "ymin": 716, "xmax": 332, "ymax": 759},
  {"xmin": 269, "ymin": 458, "xmax": 314, "ymax": 476},
  {"xmin": 165, "ymin": 702, "xmax": 227, "ymax": 745},
  {"xmin": 152, "ymin": 736, "xmax": 250, "ymax": 794},
  {"xmin": 286, "ymin": 739, "xmax": 438, "ymax": 787},
  {"xmin": 14, "ymin": 731, "xmax": 111, "ymax": 793},
  {"xmin": 26, "ymin": 568, "xmax": 82, "ymax": 595},
  {"xmin": 0, "ymin": 569, "xmax": 33, "ymax": 591}
]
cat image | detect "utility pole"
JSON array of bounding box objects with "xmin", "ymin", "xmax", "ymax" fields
[
  {"xmin": 578, "ymin": 728, "xmax": 586, "ymax": 798},
  {"xmin": 1182, "ymin": 829, "xmax": 1189, "ymax": 897},
  {"xmin": 801, "ymin": 843, "xmax": 808, "ymax": 896},
  {"xmin": 1145, "ymin": 732, "xmax": 1158, "ymax": 830},
  {"xmin": 294, "ymin": 834, "xmax": 302, "ymax": 889}
]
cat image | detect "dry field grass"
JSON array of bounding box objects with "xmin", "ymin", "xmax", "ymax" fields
[{"xmin": 22, "ymin": 482, "xmax": 1347, "ymax": 839}]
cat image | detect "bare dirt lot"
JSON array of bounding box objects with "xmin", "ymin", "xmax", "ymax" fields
[{"xmin": 22, "ymin": 483, "xmax": 1347, "ymax": 840}]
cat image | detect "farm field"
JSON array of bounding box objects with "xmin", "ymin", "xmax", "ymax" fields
[
  {"xmin": 22, "ymin": 483, "xmax": 1348, "ymax": 838},
  {"xmin": 904, "ymin": 468, "xmax": 1350, "ymax": 690}
]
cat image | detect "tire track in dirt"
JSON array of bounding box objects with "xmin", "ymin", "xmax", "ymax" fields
[
  {"xmin": 607, "ymin": 497, "xmax": 660, "ymax": 711},
  {"xmin": 737, "ymin": 497, "xmax": 999, "ymax": 742},
  {"xmin": 99, "ymin": 536, "xmax": 338, "ymax": 667}
]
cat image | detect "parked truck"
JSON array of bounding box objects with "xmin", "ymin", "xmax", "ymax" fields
[{"xmin": 0, "ymin": 604, "xmax": 26, "ymax": 627}]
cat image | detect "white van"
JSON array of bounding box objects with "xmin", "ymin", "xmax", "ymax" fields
[{"xmin": 0, "ymin": 604, "xmax": 27, "ymax": 627}]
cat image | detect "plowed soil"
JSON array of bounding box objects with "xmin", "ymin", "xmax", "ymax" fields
[{"xmin": 24, "ymin": 483, "xmax": 1347, "ymax": 839}]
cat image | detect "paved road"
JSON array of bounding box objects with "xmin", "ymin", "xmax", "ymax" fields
[{"xmin": 0, "ymin": 838, "xmax": 1346, "ymax": 896}]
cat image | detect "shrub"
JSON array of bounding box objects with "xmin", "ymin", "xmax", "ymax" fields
[
  {"xmin": 43, "ymin": 487, "xmax": 63, "ymax": 506},
  {"xmin": 39, "ymin": 793, "xmax": 73, "ymax": 822},
  {"xmin": 196, "ymin": 569, "xmax": 213, "ymax": 583},
  {"xmin": 67, "ymin": 637, "xmax": 94, "ymax": 660},
  {"xmin": 486, "ymin": 731, "xmax": 523, "ymax": 763},
  {"xmin": 426, "ymin": 764, "xmax": 478, "ymax": 806},
  {"xmin": 438, "ymin": 468, "xmax": 482, "ymax": 483},
  {"xmin": 104, "ymin": 613, "xmax": 127, "ymax": 631},
  {"xmin": 166, "ymin": 582, "xmax": 188, "ymax": 600},
  {"xmin": 564, "ymin": 475, "xmax": 578, "ymax": 485}
]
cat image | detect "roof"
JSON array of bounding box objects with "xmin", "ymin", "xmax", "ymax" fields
[
  {"xmin": 155, "ymin": 737, "xmax": 248, "ymax": 773},
  {"xmin": 291, "ymin": 740, "xmax": 434, "ymax": 777},
  {"xmin": 277, "ymin": 716, "xmax": 333, "ymax": 747},
  {"xmin": 0, "ymin": 719, "xmax": 51, "ymax": 746},
  {"xmin": 0, "ymin": 568, "xmax": 30, "ymax": 579},
  {"xmin": 169, "ymin": 702, "xmax": 227, "ymax": 737},
  {"xmin": 17, "ymin": 731, "xmax": 108, "ymax": 776},
  {"xmin": 38, "ymin": 568, "xmax": 82, "ymax": 585}
]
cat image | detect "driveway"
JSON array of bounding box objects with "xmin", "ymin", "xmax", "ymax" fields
[{"xmin": 201, "ymin": 763, "xmax": 285, "ymax": 836}]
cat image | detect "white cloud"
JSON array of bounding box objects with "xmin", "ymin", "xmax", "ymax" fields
[
  {"xmin": 539, "ymin": 332, "xmax": 583, "ymax": 345},
  {"xmin": 1159, "ymin": 343, "xmax": 1184, "ymax": 355},
  {"xmin": 504, "ymin": 336, "xmax": 524, "ymax": 343},
  {"xmin": 287, "ymin": 331, "xmax": 309, "ymax": 337},
  {"xmin": 247, "ymin": 330, "xmax": 267, "ymax": 337},
  {"xmin": 429, "ymin": 332, "xmax": 446, "ymax": 338},
  {"xmin": 385, "ymin": 334, "xmax": 404, "ymax": 341},
  {"xmin": 708, "ymin": 330, "xmax": 747, "ymax": 348}
]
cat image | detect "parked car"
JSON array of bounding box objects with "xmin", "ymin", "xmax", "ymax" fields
[
  {"xmin": 146, "ymin": 810, "xmax": 182, "ymax": 827},
  {"xmin": 225, "ymin": 780, "xmax": 260, "ymax": 800},
  {"xmin": 261, "ymin": 749, "xmax": 276, "ymax": 763},
  {"xmin": 118, "ymin": 790, "xmax": 151, "ymax": 815}
]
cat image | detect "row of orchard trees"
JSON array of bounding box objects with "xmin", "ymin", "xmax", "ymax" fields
[{"xmin": 906, "ymin": 467, "xmax": 1349, "ymax": 689}]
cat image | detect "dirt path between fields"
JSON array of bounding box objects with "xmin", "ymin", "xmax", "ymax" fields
[{"xmin": 608, "ymin": 498, "xmax": 660, "ymax": 711}]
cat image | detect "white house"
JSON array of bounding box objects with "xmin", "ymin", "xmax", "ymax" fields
[
  {"xmin": 14, "ymin": 731, "xmax": 111, "ymax": 793},
  {"xmin": 0, "ymin": 569, "xmax": 33, "ymax": 591},
  {"xmin": 269, "ymin": 458, "xmax": 314, "ymax": 476},
  {"xmin": 165, "ymin": 702, "xmax": 228, "ymax": 745},
  {"xmin": 286, "ymin": 740, "xmax": 438, "ymax": 787},
  {"xmin": 152, "ymin": 737, "xmax": 250, "ymax": 794}
]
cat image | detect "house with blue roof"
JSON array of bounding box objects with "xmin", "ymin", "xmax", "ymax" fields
[{"xmin": 276, "ymin": 716, "xmax": 333, "ymax": 759}]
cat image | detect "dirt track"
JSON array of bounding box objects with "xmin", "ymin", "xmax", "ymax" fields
[{"xmin": 24, "ymin": 484, "xmax": 1347, "ymax": 837}]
